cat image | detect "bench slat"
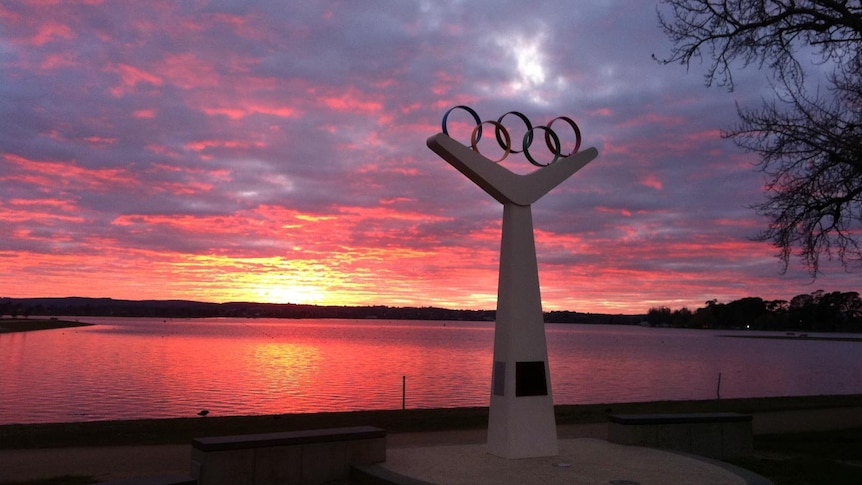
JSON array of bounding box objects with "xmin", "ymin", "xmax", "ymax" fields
[{"xmin": 192, "ymin": 425, "xmax": 385, "ymax": 452}]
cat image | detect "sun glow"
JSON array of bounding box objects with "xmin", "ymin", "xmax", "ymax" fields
[
  {"xmin": 171, "ymin": 254, "xmax": 340, "ymax": 306},
  {"xmin": 254, "ymin": 284, "xmax": 326, "ymax": 305}
]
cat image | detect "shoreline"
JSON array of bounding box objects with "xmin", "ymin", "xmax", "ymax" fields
[
  {"xmin": 0, "ymin": 318, "xmax": 95, "ymax": 333},
  {"xmin": 721, "ymin": 333, "xmax": 862, "ymax": 342},
  {"xmin": 3, "ymin": 393, "xmax": 862, "ymax": 449},
  {"xmin": 4, "ymin": 317, "xmax": 862, "ymax": 338}
]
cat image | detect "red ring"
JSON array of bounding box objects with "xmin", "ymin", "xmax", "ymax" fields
[{"xmin": 545, "ymin": 116, "xmax": 581, "ymax": 157}]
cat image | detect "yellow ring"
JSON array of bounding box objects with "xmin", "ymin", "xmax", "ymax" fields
[{"xmin": 470, "ymin": 120, "xmax": 511, "ymax": 163}]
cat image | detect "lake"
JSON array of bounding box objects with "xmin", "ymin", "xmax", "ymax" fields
[{"xmin": 1, "ymin": 317, "xmax": 861, "ymax": 425}]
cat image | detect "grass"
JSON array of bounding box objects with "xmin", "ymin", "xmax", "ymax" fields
[{"xmin": 731, "ymin": 427, "xmax": 862, "ymax": 484}]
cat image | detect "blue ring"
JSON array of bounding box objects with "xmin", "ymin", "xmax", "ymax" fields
[{"xmin": 442, "ymin": 105, "xmax": 483, "ymax": 142}]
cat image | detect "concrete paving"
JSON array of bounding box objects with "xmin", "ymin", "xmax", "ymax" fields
[{"xmin": 374, "ymin": 438, "xmax": 769, "ymax": 485}]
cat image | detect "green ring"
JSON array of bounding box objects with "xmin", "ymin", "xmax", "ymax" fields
[{"xmin": 523, "ymin": 126, "xmax": 560, "ymax": 166}]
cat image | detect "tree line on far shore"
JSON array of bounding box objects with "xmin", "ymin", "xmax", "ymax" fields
[
  {"xmin": 647, "ymin": 290, "xmax": 862, "ymax": 332},
  {"xmin": 6, "ymin": 292, "xmax": 861, "ymax": 332},
  {"xmin": 0, "ymin": 296, "xmax": 642, "ymax": 325}
]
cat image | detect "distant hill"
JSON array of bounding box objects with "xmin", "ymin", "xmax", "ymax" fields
[{"xmin": 0, "ymin": 297, "xmax": 644, "ymax": 325}]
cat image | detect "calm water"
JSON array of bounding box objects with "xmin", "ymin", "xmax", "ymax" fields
[{"xmin": 2, "ymin": 318, "xmax": 861, "ymax": 425}]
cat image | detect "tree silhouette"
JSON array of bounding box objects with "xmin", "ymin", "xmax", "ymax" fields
[{"xmin": 657, "ymin": 0, "xmax": 862, "ymax": 275}]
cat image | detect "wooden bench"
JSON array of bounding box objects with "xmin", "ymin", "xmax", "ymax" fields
[
  {"xmin": 607, "ymin": 412, "xmax": 753, "ymax": 459},
  {"xmin": 191, "ymin": 426, "xmax": 386, "ymax": 485}
]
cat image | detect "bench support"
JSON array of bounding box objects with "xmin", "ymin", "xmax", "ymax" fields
[{"xmin": 191, "ymin": 426, "xmax": 386, "ymax": 485}]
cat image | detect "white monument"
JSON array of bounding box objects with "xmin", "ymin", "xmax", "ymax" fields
[{"xmin": 427, "ymin": 107, "xmax": 598, "ymax": 458}]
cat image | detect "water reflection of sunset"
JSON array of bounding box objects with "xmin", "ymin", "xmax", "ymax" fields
[
  {"xmin": 253, "ymin": 342, "xmax": 322, "ymax": 392},
  {"xmin": 3, "ymin": 319, "xmax": 861, "ymax": 425}
]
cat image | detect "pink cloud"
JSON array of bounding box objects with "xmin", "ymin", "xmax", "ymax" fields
[
  {"xmin": 160, "ymin": 53, "xmax": 220, "ymax": 89},
  {"xmin": 134, "ymin": 109, "xmax": 158, "ymax": 119},
  {"xmin": 3, "ymin": 153, "xmax": 138, "ymax": 191},
  {"xmin": 639, "ymin": 174, "xmax": 663, "ymax": 190},
  {"xmin": 82, "ymin": 136, "xmax": 117, "ymax": 145},
  {"xmin": 320, "ymin": 89, "xmax": 384, "ymax": 114},
  {"xmin": 184, "ymin": 139, "xmax": 266, "ymax": 156},
  {"xmin": 31, "ymin": 21, "xmax": 74, "ymax": 45},
  {"xmin": 110, "ymin": 63, "xmax": 164, "ymax": 96},
  {"xmin": 199, "ymin": 102, "xmax": 299, "ymax": 120},
  {"xmin": 39, "ymin": 52, "xmax": 78, "ymax": 70},
  {"xmin": 1, "ymin": 198, "xmax": 85, "ymax": 224}
]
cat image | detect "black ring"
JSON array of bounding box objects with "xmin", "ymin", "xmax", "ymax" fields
[{"xmin": 495, "ymin": 111, "xmax": 533, "ymax": 154}]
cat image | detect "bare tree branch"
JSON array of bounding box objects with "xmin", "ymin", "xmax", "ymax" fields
[{"xmin": 658, "ymin": 0, "xmax": 862, "ymax": 275}]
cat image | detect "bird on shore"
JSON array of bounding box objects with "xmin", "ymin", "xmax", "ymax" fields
[{"xmin": 198, "ymin": 409, "xmax": 209, "ymax": 416}]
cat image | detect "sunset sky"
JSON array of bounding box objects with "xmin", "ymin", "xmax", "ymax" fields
[{"xmin": 1, "ymin": 1, "xmax": 857, "ymax": 314}]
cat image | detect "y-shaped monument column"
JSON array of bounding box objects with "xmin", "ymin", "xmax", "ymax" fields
[{"xmin": 427, "ymin": 123, "xmax": 598, "ymax": 459}]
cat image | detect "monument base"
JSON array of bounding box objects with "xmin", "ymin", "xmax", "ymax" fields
[{"xmin": 487, "ymin": 393, "xmax": 558, "ymax": 458}]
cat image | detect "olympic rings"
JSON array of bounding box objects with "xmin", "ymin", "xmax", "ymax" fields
[{"xmin": 441, "ymin": 105, "xmax": 582, "ymax": 166}]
